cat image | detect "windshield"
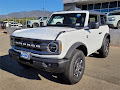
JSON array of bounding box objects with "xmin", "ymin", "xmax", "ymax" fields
[
  {"xmin": 47, "ymin": 13, "xmax": 86, "ymax": 27},
  {"xmin": 36, "ymin": 17, "xmax": 41, "ymax": 20},
  {"xmin": 43, "ymin": 17, "xmax": 47, "ymax": 20}
]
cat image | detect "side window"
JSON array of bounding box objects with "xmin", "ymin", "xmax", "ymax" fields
[
  {"xmin": 89, "ymin": 14, "xmax": 98, "ymax": 24},
  {"xmin": 100, "ymin": 15, "xmax": 106, "ymax": 25}
]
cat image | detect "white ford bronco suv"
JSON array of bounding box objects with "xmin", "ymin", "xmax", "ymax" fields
[{"xmin": 9, "ymin": 11, "xmax": 110, "ymax": 84}]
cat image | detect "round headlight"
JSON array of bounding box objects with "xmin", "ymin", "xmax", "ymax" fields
[{"xmin": 48, "ymin": 42, "xmax": 58, "ymax": 53}]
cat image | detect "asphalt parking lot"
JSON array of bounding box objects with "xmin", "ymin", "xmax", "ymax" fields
[
  {"xmin": 110, "ymin": 29, "xmax": 120, "ymax": 47},
  {"xmin": 0, "ymin": 33, "xmax": 120, "ymax": 90}
]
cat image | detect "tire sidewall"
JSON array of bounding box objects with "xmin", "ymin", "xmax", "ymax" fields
[
  {"xmin": 100, "ymin": 38, "xmax": 110, "ymax": 58},
  {"xmin": 117, "ymin": 21, "xmax": 120, "ymax": 29},
  {"xmin": 66, "ymin": 50, "xmax": 85, "ymax": 84}
]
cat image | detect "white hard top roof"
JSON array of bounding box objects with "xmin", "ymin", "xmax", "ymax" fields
[{"xmin": 53, "ymin": 10, "xmax": 105, "ymax": 15}]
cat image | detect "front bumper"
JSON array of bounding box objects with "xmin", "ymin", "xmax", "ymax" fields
[
  {"xmin": 107, "ymin": 21, "xmax": 117, "ymax": 28},
  {"xmin": 9, "ymin": 49, "xmax": 69, "ymax": 73}
]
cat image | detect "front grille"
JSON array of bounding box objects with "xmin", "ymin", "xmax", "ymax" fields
[
  {"xmin": 11, "ymin": 37, "xmax": 44, "ymax": 51},
  {"xmin": 10, "ymin": 36, "xmax": 60, "ymax": 55}
]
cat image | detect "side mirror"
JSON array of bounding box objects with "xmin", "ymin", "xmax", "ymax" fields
[
  {"xmin": 84, "ymin": 26, "xmax": 89, "ymax": 30},
  {"xmin": 88, "ymin": 22, "xmax": 99, "ymax": 29}
]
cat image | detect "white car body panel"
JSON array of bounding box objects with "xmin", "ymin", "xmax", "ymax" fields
[
  {"xmin": 56, "ymin": 25, "xmax": 109, "ymax": 59},
  {"xmin": 12, "ymin": 27, "xmax": 76, "ymax": 40}
]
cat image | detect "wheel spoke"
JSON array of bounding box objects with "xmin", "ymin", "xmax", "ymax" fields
[
  {"xmin": 105, "ymin": 40, "xmax": 109, "ymax": 53},
  {"xmin": 74, "ymin": 58, "xmax": 83, "ymax": 77}
]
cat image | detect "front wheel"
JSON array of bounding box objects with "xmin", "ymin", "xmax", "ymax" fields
[
  {"xmin": 63, "ymin": 49, "xmax": 85, "ymax": 84},
  {"xmin": 99, "ymin": 38, "xmax": 110, "ymax": 58}
]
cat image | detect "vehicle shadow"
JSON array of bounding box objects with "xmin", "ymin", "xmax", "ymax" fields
[
  {"xmin": 0, "ymin": 55, "xmax": 66, "ymax": 84},
  {"xmin": 89, "ymin": 52, "xmax": 102, "ymax": 58}
]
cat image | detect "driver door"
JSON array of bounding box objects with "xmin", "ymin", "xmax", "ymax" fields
[{"xmin": 86, "ymin": 14, "xmax": 101, "ymax": 53}]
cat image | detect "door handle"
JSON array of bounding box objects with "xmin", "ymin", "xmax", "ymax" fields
[{"xmin": 99, "ymin": 32, "xmax": 102, "ymax": 34}]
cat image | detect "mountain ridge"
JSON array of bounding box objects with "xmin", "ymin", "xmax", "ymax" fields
[{"xmin": 0, "ymin": 10, "xmax": 53, "ymax": 20}]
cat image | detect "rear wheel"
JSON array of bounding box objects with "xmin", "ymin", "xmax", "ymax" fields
[
  {"xmin": 117, "ymin": 21, "xmax": 120, "ymax": 29},
  {"xmin": 99, "ymin": 38, "xmax": 110, "ymax": 58},
  {"xmin": 63, "ymin": 49, "xmax": 85, "ymax": 84}
]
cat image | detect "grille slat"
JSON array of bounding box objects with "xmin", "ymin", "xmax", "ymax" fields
[{"xmin": 13, "ymin": 37, "xmax": 42, "ymax": 51}]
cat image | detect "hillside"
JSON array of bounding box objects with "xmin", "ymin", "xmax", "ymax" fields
[{"xmin": 0, "ymin": 10, "xmax": 53, "ymax": 20}]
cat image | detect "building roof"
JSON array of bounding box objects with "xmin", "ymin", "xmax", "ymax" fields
[
  {"xmin": 63, "ymin": 0, "xmax": 118, "ymax": 4},
  {"xmin": 63, "ymin": 0, "xmax": 79, "ymax": 4},
  {"xmin": 77, "ymin": 0, "xmax": 118, "ymax": 4}
]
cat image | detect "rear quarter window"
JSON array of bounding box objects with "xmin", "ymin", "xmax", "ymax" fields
[{"xmin": 100, "ymin": 15, "xmax": 106, "ymax": 25}]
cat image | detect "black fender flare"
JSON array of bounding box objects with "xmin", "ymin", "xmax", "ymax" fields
[{"xmin": 64, "ymin": 42, "xmax": 88, "ymax": 59}]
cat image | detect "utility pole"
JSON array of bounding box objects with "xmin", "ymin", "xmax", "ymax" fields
[{"xmin": 41, "ymin": 0, "xmax": 45, "ymax": 17}]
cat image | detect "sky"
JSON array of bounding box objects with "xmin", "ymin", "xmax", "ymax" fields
[{"xmin": 0, "ymin": 0, "xmax": 63, "ymax": 15}]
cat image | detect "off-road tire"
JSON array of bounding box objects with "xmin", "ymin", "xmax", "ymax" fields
[
  {"xmin": 63, "ymin": 49, "xmax": 85, "ymax": 84},
  {"xmin": 99, "ymin": 38, "xmax": 110, "ymax": 58}
]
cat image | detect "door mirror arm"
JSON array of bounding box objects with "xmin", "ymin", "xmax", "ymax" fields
[{"xmin": 84, "ymin": 26, "xmax": 89, "ymax": 30}]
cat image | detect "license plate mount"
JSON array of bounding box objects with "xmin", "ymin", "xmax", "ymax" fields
[{"xmin": 20, "ymin": 51, "xmax": 31, "ymax": 60}]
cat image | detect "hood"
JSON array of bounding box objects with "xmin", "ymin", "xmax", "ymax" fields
[{"xmin": 11, "ymin": 27, "xmax": 75, "ymax": 40}]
